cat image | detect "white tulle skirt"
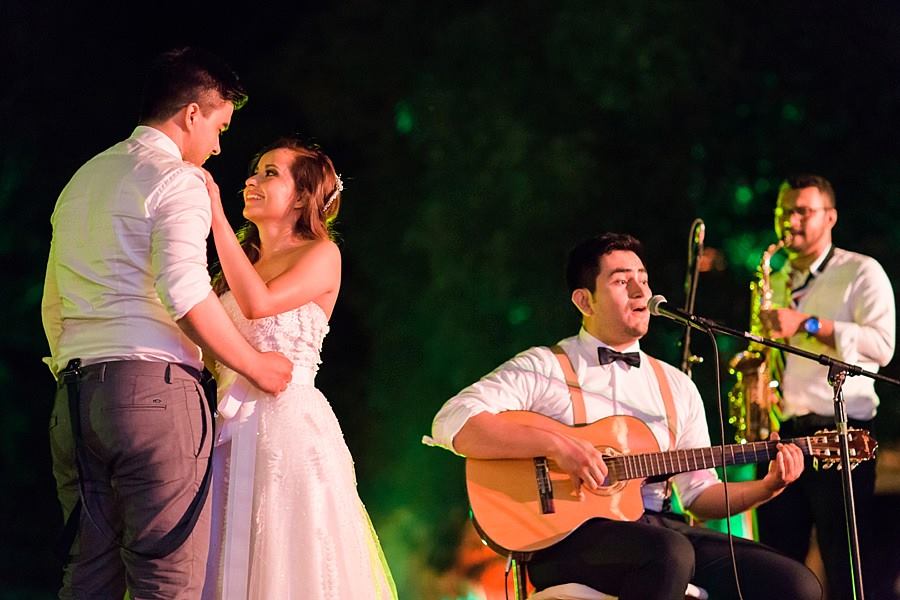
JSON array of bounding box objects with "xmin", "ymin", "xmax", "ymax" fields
[{"xmin": 203, "ymin": 368, "xmax": 396, "ymax": 600}]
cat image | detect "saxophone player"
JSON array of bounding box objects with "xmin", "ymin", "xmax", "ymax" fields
[{"xmin": 756, "ymin": 174, "xmax": 895, "ymax": 600}]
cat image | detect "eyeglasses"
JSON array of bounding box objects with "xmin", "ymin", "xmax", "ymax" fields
[{"xmin": 774, "ymin": 206, "xmax": 830, "ymax": 219}]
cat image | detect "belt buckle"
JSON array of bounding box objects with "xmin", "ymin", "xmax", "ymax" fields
[{"xmin": 60, "ymin": 358, "xmax": 83, "ymax": 384}]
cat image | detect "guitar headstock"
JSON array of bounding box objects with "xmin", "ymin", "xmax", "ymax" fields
[{"xmin": 809, "ymin": 428, "xmax": 878, "ymax": 470}]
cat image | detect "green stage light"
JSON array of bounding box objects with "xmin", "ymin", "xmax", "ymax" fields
[
  {"xmin": 395, "ymin": 101, "xmax": 414, "ymax": 134},
  {"xmin": 734, "ymin": 185, "xmax": 754, "ymax": 211}
]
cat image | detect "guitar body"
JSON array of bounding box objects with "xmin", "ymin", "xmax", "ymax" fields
[
  {"xmin": 466, "ymin": 411, "xmax": 660, "ymax": 553},
  {"xmin": 465, "ymin": 410, "xmax": 876, "ymax": 554}
]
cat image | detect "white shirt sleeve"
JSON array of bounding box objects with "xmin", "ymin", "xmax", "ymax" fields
[
  {"xmin": 149, "ymin": 167, "xmax": 214, "ymax": 320},
  {"xmin": 429, "ymin": 348, "xmax": 556, "ymax": 455},
  {"xmin": 40, "ymin": 236, "xmax": 62, "ymax": 378},
  {"xmin": 832, "ymin": 256, "xmax": 895, "ymax": 366}
]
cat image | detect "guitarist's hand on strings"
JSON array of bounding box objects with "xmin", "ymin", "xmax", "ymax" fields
[
  {"xmin": 549, "ymin": 432, "xmax": 608, "ymax": 499},
  {"xmin": 761, "ymin": 432, "xmax": 805, "ymax": 493}
]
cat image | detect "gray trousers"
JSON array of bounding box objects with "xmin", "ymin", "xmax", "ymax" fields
[{"xmin": 50, "ymin": 361, "xmax": 213, "ymax": 599}]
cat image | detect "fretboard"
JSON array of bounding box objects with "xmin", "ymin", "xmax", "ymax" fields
[{"xmin": 606, "ymin": 437, "xmax": 815, "ymax": 482}]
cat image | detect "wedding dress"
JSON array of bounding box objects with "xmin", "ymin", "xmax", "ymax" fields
[{"xmin": 203, "ymin": 292, "xmax": 396, "ymax": 599}]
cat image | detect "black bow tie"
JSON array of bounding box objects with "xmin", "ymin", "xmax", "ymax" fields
[{"xmin": 597, "ymin": 347, "xmax": 641, "ymax": 368}]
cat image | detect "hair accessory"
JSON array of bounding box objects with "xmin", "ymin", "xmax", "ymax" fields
[{"xmin": 323, "ymin": 173, "xmax": 343, "ymax": 213}]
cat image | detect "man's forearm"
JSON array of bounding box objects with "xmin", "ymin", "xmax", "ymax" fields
[
  {"xmin": 810, "ymin": 317, "xmax": 836, "ymax": 349},
  {"xmin": 687, "ymin": 479, "xmax": 781, "ymax": 521},
  {"xmin": 453, "ymin": 412, "xmax": 563, "ymax": 459},
  {"xmin": 177, "ymin": 291, "xmax": 258, "ymax": 377}
]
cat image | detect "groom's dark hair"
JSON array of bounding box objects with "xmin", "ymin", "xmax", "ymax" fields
[{"xmin": 138, "ymin": 47, "xmax": 247, "ymax": 123}]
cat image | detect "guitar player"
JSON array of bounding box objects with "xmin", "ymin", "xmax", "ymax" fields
[{"xmin": 428, "ymin": 233, "xmax": 822, "ymax": 600}]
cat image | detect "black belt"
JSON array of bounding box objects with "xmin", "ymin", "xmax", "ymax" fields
[
  {"xmin": 643, "ymin": 509, "xmax": 689, "ymax": 524},
  {"xmin": 73, "ymin": 359, "xmax": 203, "ymax": 384},
  {"xmin": 57, "ymin": 358, "xmax": 214, "ymax": 560},
  {"xmin": 783, "ymin": 413, "xmax": 873, "ymax": 434}
]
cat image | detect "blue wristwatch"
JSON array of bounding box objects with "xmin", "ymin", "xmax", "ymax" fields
[{"xmin": 803, "ymin": 316, "xmax": 821, "ymax": 336}]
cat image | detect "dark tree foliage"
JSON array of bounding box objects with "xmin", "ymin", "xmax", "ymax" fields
[{"xmin": 2, "ymin": 1, "xmax": 899, "ymax": 597}]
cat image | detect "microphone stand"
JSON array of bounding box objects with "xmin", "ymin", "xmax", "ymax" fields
[
  {"xmin": 680, "ymin": 219, "xmax": 705, "ymax": 376},
  {"xmin": 671, "ymin": 312, "xmax": 899, "ymax": 600}
]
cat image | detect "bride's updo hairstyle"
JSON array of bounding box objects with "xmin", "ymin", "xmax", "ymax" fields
[{"xmin": 212, "ymin": 137, "xmax": 342, "ymax": 296}]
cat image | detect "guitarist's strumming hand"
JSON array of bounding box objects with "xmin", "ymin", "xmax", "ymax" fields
[
  {"xmin": 760, "ymin": 432, "xmax": 806, "ymax": 494},
  {"xmin": 548, "ymin": 432, "xmax": 609, "ymax": 499}
]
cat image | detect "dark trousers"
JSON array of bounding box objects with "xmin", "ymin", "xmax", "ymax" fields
[
  {"xmin": 49, "ymin": 361, "xmax": 213, "ymax": 600},
  {"xmin": 528, "ymin": 513, "xmax": 822, "ymax": 600},
  {"xmin": 756, "ymin": 414, "xmax": 876, "ymax": 600}
]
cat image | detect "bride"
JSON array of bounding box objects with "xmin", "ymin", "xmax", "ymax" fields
[{"xmin": 201, "ymin": 138, "xmax": 396, "ymax": 599}]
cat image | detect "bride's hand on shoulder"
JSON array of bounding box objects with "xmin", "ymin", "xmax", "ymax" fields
[{"xmin": 200, "ymin": 168, "xmax": 227, "ymax": 222}]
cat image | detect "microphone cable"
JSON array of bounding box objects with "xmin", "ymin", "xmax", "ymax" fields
[{"xmin": 702, "ymin": 325, "xmax": 746, "ymax": 600}]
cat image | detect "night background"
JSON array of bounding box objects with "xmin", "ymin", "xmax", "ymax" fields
[{"xmin": 4, "ymin": 2, "xmax": 900, "ymax": 598}]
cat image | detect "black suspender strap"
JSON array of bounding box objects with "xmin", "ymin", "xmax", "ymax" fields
[{"xmin": 57, "ymin": 358, "xmax": 215, "ymax": 560}]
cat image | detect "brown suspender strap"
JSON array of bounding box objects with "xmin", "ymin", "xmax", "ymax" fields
[
  {"xmin": 549, "ymin": 345, "xmax": 587, "ymax": 425},
  {"xmin": 549, "ymin": 346, "xmax": 678, "ymax": 447},
  {"xmin": 647, "ymin": 356, "xmax": 678, "ymax": 448}
]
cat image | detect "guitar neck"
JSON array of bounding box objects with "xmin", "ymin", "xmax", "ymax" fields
[{"xmin": 606, "ymin": 437, "xmax": 813, "ymax": 482}]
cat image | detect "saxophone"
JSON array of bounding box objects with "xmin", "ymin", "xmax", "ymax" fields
[{"xmin": 727, "ymin": 234, "xmax": 791, "ymax": 443}]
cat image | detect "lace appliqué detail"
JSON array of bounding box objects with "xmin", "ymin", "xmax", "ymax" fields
[{"xmin": 220, "ymin": 292, "xmax": 329, "ymax": 373}]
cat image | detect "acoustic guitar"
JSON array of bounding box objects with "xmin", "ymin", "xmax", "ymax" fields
[{"xmin": 466, "ymin": 411, "xmax": 876, "ymax": 553}]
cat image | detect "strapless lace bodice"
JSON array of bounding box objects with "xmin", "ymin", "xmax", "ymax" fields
[{"xmin": 220, "ymin": 292, "xmax": 329, "ymax": 371}]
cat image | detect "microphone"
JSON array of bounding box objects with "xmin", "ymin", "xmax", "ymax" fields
[
  {"xmin": 692, "ymin": 218, "xmax": 706, "ymax": 247},
  {"xmin": 647, "ymin": 295, "xmax": 713, "ymax": 331}
]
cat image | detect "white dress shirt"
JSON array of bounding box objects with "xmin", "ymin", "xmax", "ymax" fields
[
  {"xmin": 772, "ymin": 246, "xmax": 895, "ymax": 420},
  {"xmin": 428, "ymin": 328, "xmax": 720, "ymax": 512},
  {"xmin": 41, "ymin": 126, "xmax": 214, "ymax": 376}
]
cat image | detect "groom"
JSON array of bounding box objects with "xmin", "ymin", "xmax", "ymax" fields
[{"xmin": 42, "ymin": 48, "xmax": 293, "ymax": 598}]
